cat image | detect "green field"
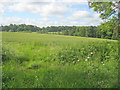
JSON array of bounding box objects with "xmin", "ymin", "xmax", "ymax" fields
[{"xmin": 2, "ymin": 32, "xmax": 118, "ymax": 88}]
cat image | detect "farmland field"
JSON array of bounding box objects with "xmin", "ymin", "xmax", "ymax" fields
[{"xmin": 2, "ymin": 32, "xmax": 118, "ymax": 88}]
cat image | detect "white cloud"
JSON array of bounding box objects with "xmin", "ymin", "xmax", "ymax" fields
[
  {"xmin": 8, "ymin": 1, "xmax": 72, "ymax": 17},
  {"xmin": 58, "ymin": 0, "xmax": 88, "ymax": 5},
  {"xmin": 0, "ymin": 0, "xmax": 102, "ymax": 27},
  {"xmin": 0, "ymin": 9, "xmax": 4, "ymax": 15},
  {"xmin": 1, "ymin": 0, "xmax": 88, "ymax": 17},
  {"xmin": 0, "ymin": 16, "xmax": 65, "ymax": 27},
  {"xmin": 66, "ymin": 10, "xmax": 102, "ymax": 26},
  {"xmin": 0, "ymin": 17, "xmax": 40, "ymax": 26},
  {"xmin": 1, "ymin": 0, "xmax": 88, "ymax": 3},
  {"xmin": 0, "ymin": 0, "xmax": 73, "ymax": 18},
  {"xmin": 0, "ymin": 2, "xmax": 11, "ymax": 15},
  {"xmin": 0, "ymin": 14, "xmax": 102, "ymax": 27},
  {"xmin": 67, "ymin": 11, "xmax": 92, "ymax": 20}
]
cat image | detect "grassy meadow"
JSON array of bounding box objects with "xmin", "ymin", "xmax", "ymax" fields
[{"xmin": 2, "ymin": 32, "xmax": 118, "ymax": 88}]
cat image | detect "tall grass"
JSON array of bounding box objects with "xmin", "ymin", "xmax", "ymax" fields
[{"xmin": 2, "ymin": 32, "xmax": 118, "ymax": 88}]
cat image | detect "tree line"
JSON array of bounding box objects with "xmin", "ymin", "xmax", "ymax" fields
[{"xmin": 0, "ymin": 19, "xmax": 117, "ymax": 40}]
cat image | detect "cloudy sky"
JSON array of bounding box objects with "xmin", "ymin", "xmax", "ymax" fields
[{"xmin": 0, "ymin": 0, "xmax": 102, "ymax": 27}]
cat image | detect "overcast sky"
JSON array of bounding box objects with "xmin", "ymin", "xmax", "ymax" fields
[{"xmin": 0, "ymin": 0, "xmax": 102, "ymax": 27}]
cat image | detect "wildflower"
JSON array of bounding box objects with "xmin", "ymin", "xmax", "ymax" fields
[
  {"xmin": 103, "ymin": 64, "xmax": 105, "ymax": 65},
  {"xmin": 73, "ymin": 61, "xmax": 75, "ymax": 64},
  {"xmin": 87, "ymin": 56, "xmax": 90, "ymax": 59},
  {"xmin": 78, "ymin": 60, "xmax": 80, "ymax": 62},
  {"xmin": 91, "ymin": 52, "xmax": 93, "ymax": 55},
  {"xmin": 85, "ymin": 59, "xmax": 87, "ymax": 61}
]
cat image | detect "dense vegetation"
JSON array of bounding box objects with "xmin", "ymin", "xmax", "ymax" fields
[
  {"xmin": 1, "ymin": 1, "xmax": 119, "ymax": 88},
  {"xmin": 0, "ymin": 17, "xmax": 118, "ymax": 40},
  {"xmin": 2, "ymin": 32, "xmax": 118, "ymax": 88}
]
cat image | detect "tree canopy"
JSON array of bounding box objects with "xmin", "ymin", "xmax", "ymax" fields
[
  {"xmin": 88, "ymin": 1, "xmax": 120, "ymax": 40},
  {"xmin": 88, "ymin": 1, "xmax": 119, "ymax": 20}
]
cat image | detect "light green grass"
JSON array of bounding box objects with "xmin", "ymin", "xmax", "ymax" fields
[{"xmin": 2, "ymin": 32, "xmax": 118, "ymax": 88}]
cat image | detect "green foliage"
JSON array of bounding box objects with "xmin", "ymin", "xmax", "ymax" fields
[
  {"xmin": 88, "ymin": 2, "xmax": 118, "ymax": 20},
  {"xmin": 0, "ymin": 23, "xmax": 117, "ymax": 40},
  {"xmin": 2, "ymin": 32, "xmax": 118, "ymax": 88},
  {"xmin": 99, "ymin": 18, "xmax": 117, "ymax": 39},
  {"xmin": 1, "ymin": 24, "xmax": 41, "ymax": 32},
  {"xmin": 88, "ymin": 1, "xmax": 119, "ymax": 40}
]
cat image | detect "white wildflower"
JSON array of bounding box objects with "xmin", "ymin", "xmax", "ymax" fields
[
  {"xmin": 91, "ymin": 52, "xmax": 93, "ymax": 55},
  {"xmin": 87, "ymin": 56, "xmax": 90, "ymax": 59},
  {"xmin": 85, "ymin": 59, "xmax": 87, "ymax": 61},
  {"xmin": 73, "ymin": 61, "xmax": 75, "ymax": 63}
]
